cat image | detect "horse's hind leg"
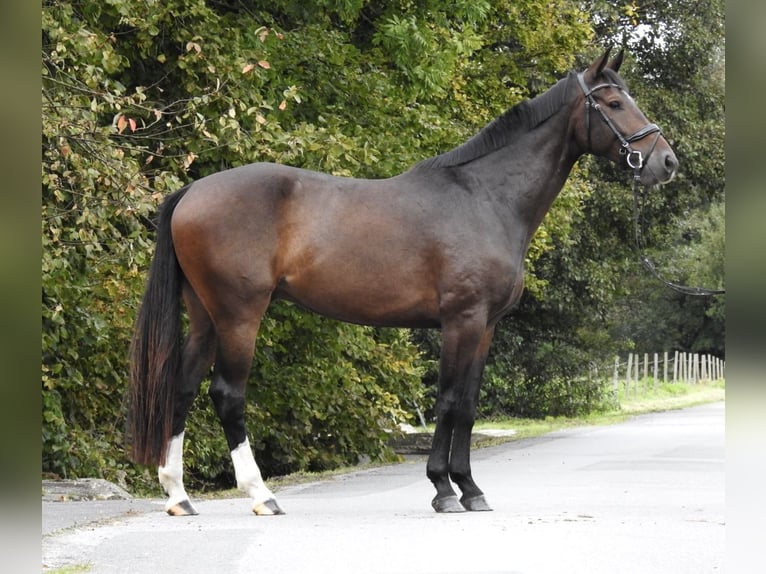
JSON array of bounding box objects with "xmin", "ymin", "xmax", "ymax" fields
[
  {"xmin": 159, "ymin": 283, "xmax": 217, "ymax": 516},
  {"xmin": 208, "ymin": 305, "xmax": 283, "ymax": 516}
]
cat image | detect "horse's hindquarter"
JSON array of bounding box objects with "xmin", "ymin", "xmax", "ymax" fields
[{"xmin": 172, "ymin": 163, "xmax": 525, "ymax": 328}]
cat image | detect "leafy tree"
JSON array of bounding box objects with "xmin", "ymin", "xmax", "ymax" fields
[{"xmin": 42, "ymin": 1, "xmax": 177, "ymax": 481}]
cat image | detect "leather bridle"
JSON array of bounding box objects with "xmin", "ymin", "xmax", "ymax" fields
[
  {"xmin": 576, "ymin": 71, "xmax": 725, "ymax": 296},
  {"xmin": 576, "ymin": 72, "xmax": 662, "ymax": 179}
]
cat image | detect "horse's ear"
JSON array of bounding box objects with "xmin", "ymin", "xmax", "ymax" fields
[
  {"xmin": 585, "ymin": 46, "xmax": 612, "ymax": 82},
  {"xmin": 608, "ymin": 48, "xmax": 625, "ymax": 73}
]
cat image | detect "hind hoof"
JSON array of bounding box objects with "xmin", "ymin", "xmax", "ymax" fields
[
  {"xmin": 460, "ymin": 494, "xmax": 492, "ymax": 512},
  {"xmin": 253, "ymin": 498, "xmax": 285, "ymax": 516},
  {"xmin": 166, "ymin": 499, "xmax": 199, "ymax": 516},
  {"xmin": 432, "ymin": 495, "xmax": 466, "ymax": 513}
]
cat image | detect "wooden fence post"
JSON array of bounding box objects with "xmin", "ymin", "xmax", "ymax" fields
[
  {"xmin": 643, "ymin": 353, "xmax": 649, "ymax": 384},
  {"xmin": 694, "ymin": 353, "xmax": 702, "ymax": 385},
  {"xmin": 663, "ymin": 351, "xmax": 668, "ymax": 383},
  {"xmin": 678, "ymin": 351, "xmax": 686, "ymax": 383},
  {"xmin": 686, "ymin": 353, "xmax": 694, "ymax": 384},
  {"xmin": 684, "ymin": 352, "xmax": 690, "ymax": 383},
  {"xmin": 673, "ymin": 351, "xmax": 678, "ymax": 383},
  {"xmin": 692, "ymin": 353, "xmax": 698, "ymax": 384},
  {"xmin": 653, "ymin": 353, "xmax": 658, "ymax": 389}
]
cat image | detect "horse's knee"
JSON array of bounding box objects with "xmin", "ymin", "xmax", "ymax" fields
[
  {"xmin": 427, "ymin": 464, "xmax": 448, "ymax": 483},
  {"xmin": 434, "ymin": 389, "xmax": 459, "ymax": 417}
]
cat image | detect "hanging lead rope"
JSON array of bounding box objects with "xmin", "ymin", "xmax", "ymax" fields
[{"xmin": 631, "ymin": 178, "xmax": 725, "ymax": 296}]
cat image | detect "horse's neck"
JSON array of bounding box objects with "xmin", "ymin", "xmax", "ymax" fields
[{"xmin": 463, "ymin": 113, "xmax": 579, "ymax": 238}]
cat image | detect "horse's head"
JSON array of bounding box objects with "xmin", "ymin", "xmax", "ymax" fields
[{"xmin": 574, "ymin": 48, "xmax": 678, "ymax": 186}]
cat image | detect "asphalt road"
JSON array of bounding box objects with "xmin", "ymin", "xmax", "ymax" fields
[{"xmin": 42, "ymin": 402, "xmax": 724, "ymax": 574}]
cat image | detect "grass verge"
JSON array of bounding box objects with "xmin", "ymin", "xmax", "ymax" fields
[
  {"xmin": 474, "ymin": 379, "xmax": 725, "ymax": 437},
  {"xmin": 43, "ymin": 566, "xmax": 91, "ymax": 574}
]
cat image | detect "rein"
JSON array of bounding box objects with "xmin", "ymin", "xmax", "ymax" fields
[
  {"xmin": 576, "ymin": 73, "xmax": 725, "ymax": 297},
  {"xmin": 630, "ymin": 177, "xmax": 726, "ymax": 296}
]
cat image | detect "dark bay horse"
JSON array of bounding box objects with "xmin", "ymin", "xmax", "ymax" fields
[{"xmin": 129, "ymin": 48, "xmax": 677, "ymax": 515}]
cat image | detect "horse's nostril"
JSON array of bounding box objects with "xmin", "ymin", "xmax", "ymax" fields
[{"xmin": 665, "ymin": 152, "xmax": 678, "ymax": 173}]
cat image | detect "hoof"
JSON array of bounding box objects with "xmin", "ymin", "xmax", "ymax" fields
[
  {"xmin": 166, "ymin": 499, "xmax": 199, "ymax": 516},
  {"xmin": 432, "ymin": 495, "xmax": 467, "ymax": 513},
  {"xmin": 460, "ymin": 494, "xmax": 492, "ymax": 512},
  {"xmin": 253, "ymin": 498, "xmax": 285, "ymax": 516}
]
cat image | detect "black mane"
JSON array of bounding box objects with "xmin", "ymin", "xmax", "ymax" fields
[{"xmin": 416, "ymin": 72, "xmax": 576, "ymax": 169}]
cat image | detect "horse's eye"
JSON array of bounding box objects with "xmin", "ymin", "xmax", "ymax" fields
[{"xmin": 608, "ymin": 100, "xmax": 621, "ymax": 109}]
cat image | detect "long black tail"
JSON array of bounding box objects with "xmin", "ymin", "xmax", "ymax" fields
[{"xmin": 129, "ymin": 185, "xmax": 191, "ymax": 466}]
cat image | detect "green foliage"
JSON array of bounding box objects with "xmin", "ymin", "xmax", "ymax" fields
[
  {"xmin": 480, "ymin": 347, "xmax": 617, "ymax": 420},
  {"xmin": 42, "ymin": 1, "xmax": 172, "ymax": 483},
  {"xmin": 478, "ymin": 285, "xmax": 621, "ymax": 420},
  {"xmin": 609, "ymin": 199, "xmax": 725, "ymax": 356},
  {"xmin": 677, "ymin": 201, "xmax": 725, "ymax": 322}
]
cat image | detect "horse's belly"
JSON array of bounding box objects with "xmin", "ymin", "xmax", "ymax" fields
[{"xmin": 275, "ymin": 267, "xmax": 442, "ymax": 328}]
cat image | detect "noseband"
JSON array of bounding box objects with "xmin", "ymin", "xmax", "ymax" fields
[{"xmin": 576, "ymin": 72, "xmax": 662, "ymax": 178}]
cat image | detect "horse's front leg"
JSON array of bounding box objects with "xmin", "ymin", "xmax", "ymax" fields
[
  {"xmin": 449, "ymin": 423, "xmax": 492, "ymax": 512},
  {"xmin": 427, "ymin": 406, "xmax": 462, "ymax": 512},
  {"xmin": 427, "ymin": 321, "xmax": 494, "ymax": 513},
  {"xmin": 449, "ymin": 325, "xmax": 495, "ymax": 511}
]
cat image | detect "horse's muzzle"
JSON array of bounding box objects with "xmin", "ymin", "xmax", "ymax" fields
[{"xmin": 641, "ymin": 147, "xmax": 678, "ymax": 186}]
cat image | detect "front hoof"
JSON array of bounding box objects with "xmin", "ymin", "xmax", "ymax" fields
[
  {"xmin": 432, "ymin": 495, "xmax": 466, "ymax": 513},
  {"xmin": 166, "ymin": 499, "xmax": 199, "ymax": 516},
  {"xmin": 460, "ymin": 494, "xmax": 492, "ymax": 512},
  {"xmin": 253, "ymin": 498, "xmax": 285, "ymax": 516}
]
